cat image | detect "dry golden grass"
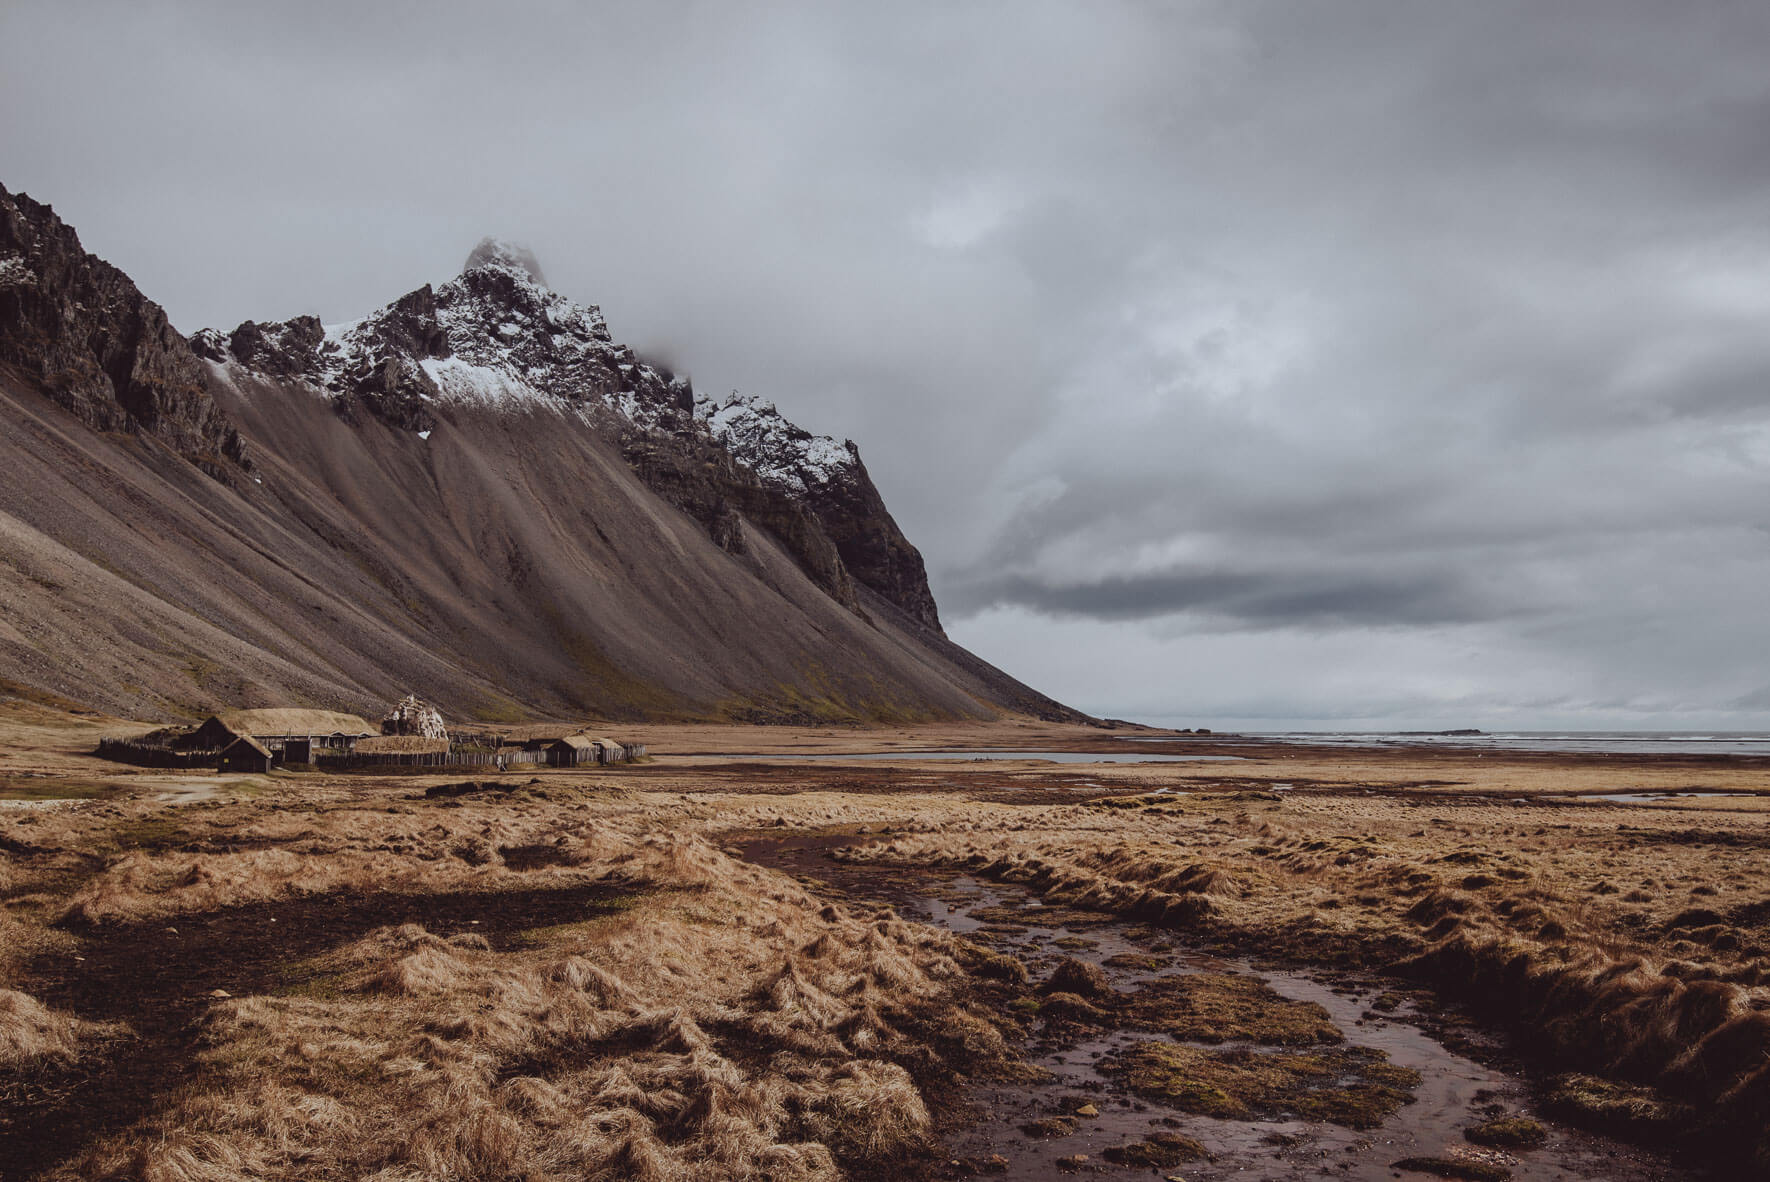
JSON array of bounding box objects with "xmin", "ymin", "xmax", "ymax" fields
[
  {"xmin": 4, "ymin": 713, "xmax": 1770, "ymax": 1176},
  {"xmin": 2, "ymin": 782, "xmax": 1013, "ymax": 1182},
  {"xmin": 819, "ymin": 788, "xmax": 1770, "ymax": 1169},
  {"xmin": 0, "ymin": 987, "xmax": 98, "ymax": 1069}
]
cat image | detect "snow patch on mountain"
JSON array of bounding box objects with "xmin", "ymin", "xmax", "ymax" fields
[
  {"xmin": 417, "ymin": 356, "xmax": 536, "ymax": 408},
  {"xmin": 697, "ymin": 392, "xmax": 857, "ymax": 493}
]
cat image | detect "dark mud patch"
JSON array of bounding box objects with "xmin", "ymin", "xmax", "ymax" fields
[
  {"xmin": 1617, "ymin": 826, "xmax": 1770, "ymax": 851},
  {"xmin": 0, "ymin": 882, "xmax": 633, "ymax": 1181},
  {"xmin": 422, "ymin": 779, "xmax": 535, "ymax": 799}
]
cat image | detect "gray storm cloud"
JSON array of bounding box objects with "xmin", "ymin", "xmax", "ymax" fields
[{"xmin": 4, "ymin": 0, "xmax": 1769, "ymax": 726}]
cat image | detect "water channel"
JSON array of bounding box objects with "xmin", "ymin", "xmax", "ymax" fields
[{"xmin": 742, "ymin": 834, "xmax": 1699, "ymax": 1182}]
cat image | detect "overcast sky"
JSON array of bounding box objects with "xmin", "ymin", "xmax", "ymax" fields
[{"xmin": 7, "ymin": 1, "xmax": 1770, "ymax": 730}]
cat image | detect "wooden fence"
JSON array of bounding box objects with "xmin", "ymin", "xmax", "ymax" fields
[
  {"xmin": 95, "ymin": 739, "xmax": 220, "ymax": 769},
  {"xmin": 316, "ymin": 748, "xmax": 546, "ymax": 771}
]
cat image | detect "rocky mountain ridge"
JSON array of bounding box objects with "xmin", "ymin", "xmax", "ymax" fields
[
  {"xmin": 0, "ymin": 184, "xmax": 247, "ymax": 474},
  {"xmin": 192, "ymin": 237, "xmax": 940, "ymax": 629},
  {"xmin": 0, "ymin": 188, "xmax": 1071, "ymax": 721}
]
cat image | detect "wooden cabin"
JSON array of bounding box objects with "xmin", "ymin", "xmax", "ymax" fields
[
  {"xmin": 586, "ymin": 737, "xmax": 626, "ymax": 764},
  {"xmin": 218, "ymin": 735, "xmax": 273, "ymax": 774},
  {"xmin": 189, "ymin": 709, "xmax": 376, "ymax": 759},
  {"xmin": 546, "ymin": 735, "xmax": 597, "ymax": 767}
]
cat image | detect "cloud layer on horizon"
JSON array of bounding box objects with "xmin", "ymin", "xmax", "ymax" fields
[{"xmin": 5, "ymin": 0, "xmax": 1770, "ymax": 726}]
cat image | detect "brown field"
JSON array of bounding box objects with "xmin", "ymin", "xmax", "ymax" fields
[{"xmin": 2, "ymin": 708, "xmax": 1767, "ymax": 1180}]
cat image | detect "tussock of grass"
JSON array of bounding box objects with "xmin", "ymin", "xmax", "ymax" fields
[
  {"xmin": 1101, "ymin": 1130, "xmax": 1209, "ymax": 1166},
  {"xmin": 1392, "ymin": 1155, "xmax": 1512, "ymax": 1181},
  {"xmin": 1464, "ymin": 1116, "xmax": 1546, "ymax": 1148},
  {"xmin": 799, "ymin": 1059, "xmax": 931, "ymax": 1159},
  {"xmin": 1039, "ymin": 957, "xmax": 1111, "ymax": 998},
  {"xmin": 1124, "ymin": 972, "xmax": 1343, "ymax": 1045},
  {"xmin": 953, "ymin": 939, "xmax": 1029, "ymax": 983},
  {"xmin": 1110, "ymin": 1040, "xmax": 1418, "ymax": 1128},
  {"xmin": 0, "ymin": 987, "xmax": 99, "ymax": 1068},
  {"xmin": 1543, "ymin": 1073, "xmax": 1691, "ymax": 1137}
]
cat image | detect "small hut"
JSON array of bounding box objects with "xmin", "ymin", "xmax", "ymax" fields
[
  {"xmin": 218, "ymin": 735, "xmax": 273, "ymax": 774},
  {"xmin": 546, "ymin": 735, "xmax": 597, "ymax": 767},
  {"xmin": 587, "ymin": 737, "xmax": 626, "ymax": 764}
]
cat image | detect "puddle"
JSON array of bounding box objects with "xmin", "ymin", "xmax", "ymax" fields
[
  {"xmin": 688, "ymin": 750, "xmax": 1245, "ymax": 764},
  {"xmin": 1554, "ymin": 792, "xmax": 1759, "ymax": 805},
  {"xmin": 742, "ymin": 834, "xmax": 1698, "ymax": 1182}
]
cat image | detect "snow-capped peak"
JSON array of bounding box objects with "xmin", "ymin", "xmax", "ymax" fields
[
  {"xmin": 194, "ymin": 249, "xmax": 857, "ymax": 495},
  {"xmin": 463, "ymin": 237, "xmax": 548, "ymax": 288}
]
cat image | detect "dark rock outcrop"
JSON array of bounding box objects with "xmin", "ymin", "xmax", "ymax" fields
[
  {"xmin": 698, "ymin": 394, "xmax": 943, "ymax": 630},
  {"xmin": 0, "ymin": 184, "xmax": 247, "ymax": 472},
  {"xmin": 802, "ymin": 445, "xmax": 942, "ymax": 630}
]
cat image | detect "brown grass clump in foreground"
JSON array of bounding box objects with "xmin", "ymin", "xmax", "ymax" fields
[
  {"xmin": 67, "ymin": 870, "xmax": 968, "ymax": 1179},
  {"xmin": 0, "ymin": 987, "xmax": 97, "ymax": 1069},
  {"xmin": 1, "ymin": 847, "xmax": 101, "ymax": 1071},
  {"xmin": 1390, "ymin": 1155, "xmax": 1512, "ymax": 1181},
  {"xmin": 1099, "ymin": 1130, "xmax": 1208, "ymax": 1166},
  {"xmin": 1463, "ymin": 1116, "xmax": 1547, "ymax": 1148},
  {"xmin": 1109, "ymin": 1039, "xmax": 1419, "ymax": 1128},
  {"xmin": 0, "ymin": 786, "xmax": 1027, "ymax": 1181}
]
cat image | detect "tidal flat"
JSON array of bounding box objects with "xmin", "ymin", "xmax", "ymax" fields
[{"xmin": 2, "ymin": 709, "xmax": 1766, "ymax": 1180}]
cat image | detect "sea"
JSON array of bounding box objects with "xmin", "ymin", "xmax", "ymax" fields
[{"xmin": 1189, "ymin": 731, "xmax": 1770, "ymax": 756}]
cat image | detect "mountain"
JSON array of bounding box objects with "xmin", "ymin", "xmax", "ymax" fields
[{"xmin": 0, "ymin": 185, "xmax": 1081, "ymax": 724}]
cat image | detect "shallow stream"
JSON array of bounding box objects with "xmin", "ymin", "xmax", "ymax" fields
[{"xmin": 742, "ymin": 835, "xmax": 1699, "ymax": 1182}]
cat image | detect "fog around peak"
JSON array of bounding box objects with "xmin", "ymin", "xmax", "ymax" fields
[{"xmin": 463, "ymin": 238, "xmax": 547, "ymax": 287}]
